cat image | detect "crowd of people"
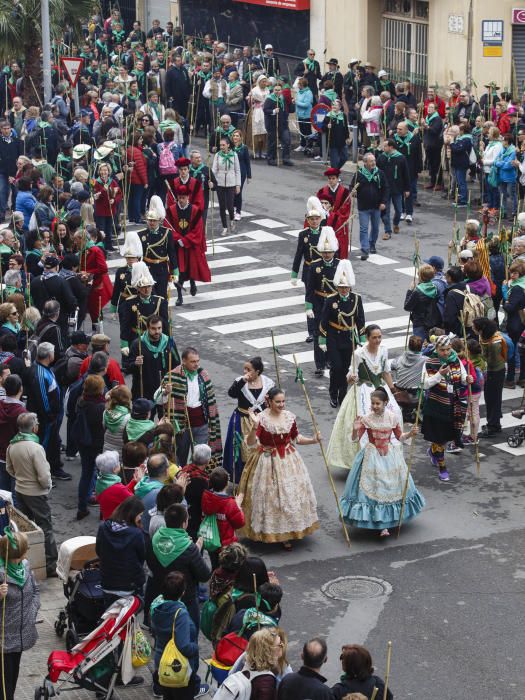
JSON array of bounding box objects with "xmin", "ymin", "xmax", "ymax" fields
[{"xmin": 0, "ymin": 8, "xmax": 524, "ymax": 700}]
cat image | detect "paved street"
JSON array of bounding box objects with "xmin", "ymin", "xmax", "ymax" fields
[{"xmin": 23, "ymin": 145, "xmax": 525, "ymax": 700}]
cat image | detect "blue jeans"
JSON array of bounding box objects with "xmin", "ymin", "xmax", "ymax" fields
[
  {"xmin": 128, "ymin": 183, "xmax": 145, "ymax": 223},
  {"xmin": 329, "ymin": 146, "xmax": 348, "ymax": 170},
  {"xmin": 484, "ymin": 174, "xmax": 500, "ymax": 209},
  {"xmin": 382, "ymin": 193, "xmax": 403, "ymax": 232},
  {"xmin": 0, "ymin": 174, "xmax": 9, "ymax": 219},
  {"xmin": 453, "ymin": 167, "xmax": 468, "ymax": 204},
  {"xmin": 78, "ymin": 448, "xmax": 97, "ymax": 512},
  {"xmin": 359, "ymin": 209, "xmax": 381, "ymax": 253},
  {"xmin": 500, "ymin": 180, "xmax": 517, "ymax": 216}
]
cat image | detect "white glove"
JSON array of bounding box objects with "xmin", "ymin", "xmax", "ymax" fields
[
  {"xmin": 291, "ymin": 278, "xmax": 298, "ymax": 287},
  {"xmin": 306, "ymin": 309, "xmax": 315, "ymax": 319},
  {"xmin": 121, "ymin": 347, "xmax": 130, "ymax": 357},
  {"xmin": 178, "ymin": 239, "xmax": 185, "ymax": 247},
  {"xmin": 319, "ymin": 344, "xmax": 327, "ymax": 352}
]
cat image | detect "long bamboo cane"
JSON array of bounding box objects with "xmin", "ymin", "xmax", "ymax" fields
[
  {"xmin": 137, "ymin": 309, "xmax": 144, "ymax": 396},
  {"xmin": 293, "ymin": 354, "xmax": 351, "ymax": 547},
  {"xmin": 383, "ymin": 641, "xmax": 393, "ymax": 700},
  {"xmin": 461, "ymin": 311, "xmax": 481, "ymax": 476},
  {"xmin": 1, "ymin": 531, "xmax": 10, "ymax": 700},
  {"xmin": 371, "ymin": 688, "xmax": 379, "ymax": 700},
  {"xmin": 271, "ymin": 330, "xmax": 281, "ymax": 389},
  {"xmin": 276, "ymin": 107, "xmax": 280, "ymax": 167},
  {"xmin": 397, "ymin": 383, "xmax": 424, "ymax": 536}
]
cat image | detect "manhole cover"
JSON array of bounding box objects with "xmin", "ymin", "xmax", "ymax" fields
[{"xmin": 322, "ymin": 576, "xmax": 392, "ymax": 601}]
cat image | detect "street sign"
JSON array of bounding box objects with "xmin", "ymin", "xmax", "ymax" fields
[
  {"xmin": 60, "ymin": 57, "xmax": 83, "ymax": 88},
  {"xmin": 233, "ymin": 0, "xmax": 310, "ymax": 8},
  {"xmin": 512, "ymin": 8, "xmax": 525, "ymax": 24},
  {"xmin": 310, "ymin": 103, "xmax": 330, "ymax": 132}
]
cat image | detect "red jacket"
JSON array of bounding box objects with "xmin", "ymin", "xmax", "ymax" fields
[
  {"xmin": 93, "ymin": 178, "xmax": 123, "ymax": 217},
  {"xmin": 97, "ymin": 481, "xmax": 134, "ymax": 520},
  {"xmin": 496, "ymin": 113, "xmax": 510, "ymax": 135},
  {"xmin": 79, "ymin": 355, "xmax": 125, "ymax": 386},
  {"xmin": 127, "ymin": 146, "xmax": 148, "ymax": 186},
  {"xmin": 201, "ymin": 490, "xmax": 245, "ymax": 546},
  {"xmin": 424, "ymin": 96, "xmax": 446, "ymax": 118},
  {"xmin": 0, "ymin": 398, "xmax": 27, "ymax": 461}
]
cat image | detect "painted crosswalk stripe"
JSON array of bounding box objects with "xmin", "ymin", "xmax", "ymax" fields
[
  {"xmin": 395, "ymin": 266, "xmax": 417, "ymax": 277},
  {"xmin": 207, "ymin": 256, "xmax": 260, "ymax": 269},
  {"xmin": 244, "ymin": 314, "xmax": 410, "ymax": 349},
  {"xmin": 280, "ymin": 335, "xmax": 408, "ymax": 365},
  {"xmin": 179, "ymin": 295, "xmax": 307, "ymax": 321},
  {"xmin": 107, "ymin": 245, "xmax": 232, "ymax": 270},
  {"xmin": 251, "ymin": 218, "xmax": 287, "ymax": 228},
  {"xmin": 283, "ymin": 229, "xmax": 301, "ymax": 237},
  {"xmin": 171, "ymin": 280, "xmax": 304, "ymax": 306},
  {"xmin": 210, "ymin": 301, "xmax": 392, "ymax": 335},
  {"xmin": 350, "ymin": 246, "xmax": 398, "ymax": 265}
]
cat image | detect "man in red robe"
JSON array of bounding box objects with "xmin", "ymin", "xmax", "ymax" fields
[
  {"xmin": 166, "ymin": 157, "xmax": 205, "ymax": 212},
  {"xmin": 317, "ymin": 167, "xmax": 350, "ymax": 258},
  {"xmin": 166, "ymin": 184, "xmax": 211, "ymax": 305},
  {"xmin": 73, "ymin": 230, "xmax": 113, "ymax": 328}
]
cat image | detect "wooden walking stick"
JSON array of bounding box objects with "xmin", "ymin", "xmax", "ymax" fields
[
  {"xmin": 383, "ymin": 641, "xmax": 393, "ymax": 700},
  {"xmin": 271, "ymin": 330, "xmax": 281, "ymax": 389},
  {"xmin": 461, "ymin": 311, "xmax": 481, "ymax": 476},
  {"xmin": 404, "ymin": 234, "xmax": 420, "ymax": 350},
  {"xmin": 1, "ymin": 527, "xmax": 11, "ymax": 700},
  {"xmin": 293, "ymin": 354, "xmax": 351, "ymax": 547},
  {"xmin": 351, "ymin": 323, "xmax": 358, "ymax": 416},
  {"xmin": 276, "ymin": 106, "xmax": 280, "ymax": 167},
  {"xmin": 397, "ymin": 383, "xmax": 424, "ymax": 536},
  {"xmin": 371, "ymin": 688, "xmax": 379, "ymax": 700},
  {"xmin": 136, "ymin": 309, "xmax": 144, "ymax": 397},
  {"xmin": 253, "ymin": 573, "xmax": 260, "ymax": 630}
]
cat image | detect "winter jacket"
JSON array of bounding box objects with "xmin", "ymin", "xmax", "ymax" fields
[
  {"xmin": 6, "ymin": 438, "xmax": 52, "ymax": 496},
  {"xmin": 390, "ymin": 350, "xmax": 426, "ymax": 390},
  {"xmin": 353, "ymin": 168, "xmax": 388, "ymax": 211},
  {"xmin": 432, "ymin": 271, "xmax": 448, "ymax": 315},
  {"xmin": 102, "ymin": 408, "xmax": 130, "ymax": 453},
  {"xmin": 96, "ymin": 519, "xmax": 146, "ymax": 594},
  {"xmin": 295, "ymin": 88, "xmax": 314, "ymax": 120},
  {"xmin": 15, "ymin": 191, "xmax": 37, "ymax": 228},
  {"xmin": 393, "ymin": 130, "xmax": 422, "ymax": 177},
  {"xmin": 96, "ymin": 481, "xmax": 133, "ymax": 520},
  {"xmin": 180, "ymin": 463, "xmax": 208, "ymax": 540},
  {"xmin": 466, "ymin": 276, "xmax": 492, "ymax": 298},
  {"xmin": 0, "ymin": 561, "xmax": 40, "ymax": 652},
  {"xmin": 377, "ymin": 150, "xmax": 410, "ymax": 195},
  {"xmin": 0, "ymin": 136, "xmax": 23, "ymax": 176},
  {"xmin": 495, "ymin": 145, "xmax": 517, "ymax": 183},
  {"xmin": 443, "ymin": 281, "xmax": 466, "ymax": 336},
  {"xmin": 423, "ymin": 113, "xmax": 443, "ymax": 150},
  {"xmin": 212, "ymin": 151, "xmax": 241, "ymax": 189},
  {"xmin": 79, "ymin": 355, "xmax": 125, "ymax": 386},
  {"xmin": 146, "ymin": 536, "xmax": 211, "ymax": 605},
  {"xmin": 75, "ymin": 396, "xmax": 105, "ymax": 453},
  {"xmin": 0, "ymin": 397, "xmax": 27, "ymax": 461},
  {"xmin": 32, "ymin": 202, "xmax": 55, "ymax": 230},
  {"xmin": 322, "ymin": 113, "xmax": 349, "ymax": 149},
  {"xmin": 235, "ymin": 144, "xmax": 252, "ymax": 181},
  {"xmin": 25, "ymin": 362, "xmax": 61, "ymax": 423},
  {"xmin": 453, "ymin": 98, "xmax": 480, "ymax": 125},
  {"xmin": 136, "ymin": 479, "xmax": 164, "ymax": 534},
  {"xmin": 201, "ymin": 490, "xmax": 245, "ymax": 546},
  {"xmin": 151, "ymin": 599, "xmax": 199, "ymax": 671},
  {"xmin": 126, "ymin": 145, "xmax": 148, "ymax": 186},
  {"xmin": 503, "ymin": 284, "xmax": 525, "ymax": 339},
  {"xmin": 225, "ymin": 82, "xmax": 245, "ymax": 112},
  {"xmin": 93, "ymin": 178, "xmax": 122, "ymax": 217},
  {"xmin": 63, "ymin": 346, "xmax": 89, "ymax": 385},
  {"xmin": 482, "ymin": 140, "xmax": 503, "ymax": 174},
  {"xmin": 332, "ymin": 675, "xmax": 393, "ymax": 700},
  {"xmin": 449, "ymin": 135, "xmax": 472, "ymax": 170},
  {"xmin": 278, "ymin": 667, "xmax": 333, "ymax": 700}
]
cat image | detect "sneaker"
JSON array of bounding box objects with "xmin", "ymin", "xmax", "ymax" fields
[
  {"xmin": 195, "ymin": 684, "xmax": 210, "ymax": 698},
  {"xmin": 504, "ymin": 379, "xmax": 516, "ymax": 389},
  {"xmin": 234, "ymin": 212, "xmax": 241, "ymax": 221},
  {"xmin": 405, "ymin": 214, "xmax": 413, "ymax": 224},
  {"xmin": 313, "ymin": 155, "xmax": 322, "ymax": 161},
  {"xmin": 330, "ymin": 397, "xmax": 338, "ymax": 408},
  {"xmin": 65, "ymin": 454, "xmax": 78, "ymax": 461},
  {"xmin": 462, "ymin": 435, "xmax": 477, "ymax": 445},
  {"xmin": 294, "ymin": 145, "xmax": 305, "ymax": 152},
  {"xmin": 400, "ymin": 213, "xmax": 406, "ymax": 220},
  {"xmin": 393, "ymin": 225, "xmax": 400, "ymax": 234},
  {"xmin": 360, "ymin": 252, "xmax": 369, "ymax": 261},
  {"xmin": 152, "ymin": 681, "xmax": 163, "ymax": 698},
  {"xmin": 446, "ymin": 441, "xmax": 462, "ymax": 454},
  {"xmin": 370, "ymin": 245, "xmax": 377, "ymax": 254},
  {"xmin": 230, "ymin": 220, "xmax": 236, "ymax": 232},
  {"xmin": 221, "ymin": 227, "xmax": 228, "ymax": 236},
  {"xmin": 512, "ymin": 408, "xmax": 525, "ymax": 419},
  {"xmin": 427, "ymin": 447, "xmax": 440, "ymax": 467},
  {"xmin": 305, "ymin": 334, "xmax": 314, "ymax": 343},
  {"xmin": 438, "ymin": 469, "xmax": 450, "ymax": 482},
  {"xmin": 53, "ymin": 469, "xmax": 72, "ymax": 481}
]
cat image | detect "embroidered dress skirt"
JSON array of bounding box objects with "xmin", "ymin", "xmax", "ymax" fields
[
  {"xmin": 239, "ymin": 446, "xmax": 319, "ymax": 543},
  {"xmin": 223, "ymin": 408, "xmax": 252, "ymax": 483},
  {"xmin": 340, "ymin": 443, "xmax": 425, "ymax": 530}
]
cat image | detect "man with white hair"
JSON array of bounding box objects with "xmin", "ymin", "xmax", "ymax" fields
[
  {"xmin": 351, "ymin": 152, "xmax": 388, "ymax": 261},
  {"xmin": 511, "ymin": 234, "xmax": 525, "ymax": 262},
  {"xmin": 95, "ymin": 450, "xmax": 132, "ymax": 520},
  {"xmin": 6, "ymin": 411, "xmax": 58, "ymax": 576}
]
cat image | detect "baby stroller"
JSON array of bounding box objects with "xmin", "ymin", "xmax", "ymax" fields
[
  {"xmin": 54, "ymin": 536, "xmax": 106, "ymax": 651},
  {"xmin": 36, "ymin": 595, "xmax": 142, "ymax": 700},
  {"xmin": 303, "ymin": 130, "xmax": 322, "ymax": 158}
]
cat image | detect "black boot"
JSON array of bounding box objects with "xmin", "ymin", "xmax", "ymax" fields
[
  {"xmin": 175, "ymin": 283, "xmax": 183, "ymax": 306},
  {"xmin": 190, "ymin": 280, "xmax": 197, "ymax": 296}
]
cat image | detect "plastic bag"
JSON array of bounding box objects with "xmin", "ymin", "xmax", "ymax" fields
[{"xmin": 198, "ymin": 514, "xmax": 221, "ymax": 552}]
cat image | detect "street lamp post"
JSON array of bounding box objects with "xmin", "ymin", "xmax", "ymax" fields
[{"xmin": 41, "ymin": 0, "xmax": 52, "ymax": 104}]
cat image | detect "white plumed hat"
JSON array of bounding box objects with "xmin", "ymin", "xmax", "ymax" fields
[
  {"xmin": 121, "ymin": 230, "xmax": 143, "ymax": 258},
  {"xmin": 318, "ymin": 226, "xmax": 339, "ymax": 252},
  {"xmin": 306, "ymin": 196, "xmax": 324, "ymax": 218},
  {"xmin": 145, "ymin": 195, "xmax": 166, "ymax": 221},
  {"xmin": 131, "ymin": 261, "xmax": 155, "ymax": 288},
  {"xmin": 333, "ymin": 259, "xmax": 355, "ymax": 288}
]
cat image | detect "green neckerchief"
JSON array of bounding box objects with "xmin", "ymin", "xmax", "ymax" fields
[
  {"xmin": 426, "ymin": 111, "xmax": 439, "ymax": 125},
  {"xmin": 198, "ymin": 70, "xmax": 212, "ymax": 80},
  {"xmin": 38, "ymin": 120, "xmax": 51, "ymax": 130},
  {"xmin": 380, "ymin": 78, "xmax": 391, "ymax": 89},
  {"xmin": 216, "ymin": 125, "xmax": 235, "ymax": 137},
  {"xmin": 384, "ymin": 149, "xmax": 403, "ymax": 178},
  {"xmin": 405, "ymin": 118, "xmax": 417, "ymax": 130},
  {"xmin": 339, "ymin": 293, "xmax": 349, "ymax": 301},
  {"xmin": 304, "ymin": 57, "xmax": 316, "ymax": 71},
  {"xmin": 229, "ymin": 79, "xmax": 240, "ymax": 89},
  {"xmin": 103, "ymin": 405, "xmax": 129, "ymax": 433},
  {"xmin": 152, "ymin": 527, "xmax": 192, "ymax": 567},
  {"xmin": 159, "ymin": 118, "xmax": 179, "ymax": 133},
  {"xmin": 234, "ymin": 144, "xmax": 245, "ymax": 153},
  {"xmin": 125, "ymin": 417, "xmax": 155, "ymax": 442},
  {"xmin": 95, "ymin": 472, "xmax": 121, "ymax": 495},
  {"xmin": 134, "ymin": 475, "xmax": 161, "ymax": 499},
  {"xmin": 4, "ymin": 284, "xmax": 18, "ymax": 296},
  {"xmin": 432, "ymin": 348, "xmax": 459, "ymax": 366},
  {"xmin": 394, "ymin": 131, "xmax": 413, "ymax": 154},
  {"xmin": 218, "ymin": 150, "xmax": 235, "ymax": 166},
  {"xmin": 472, "ymin": 126, "xmax": 482, "ymax": 136},
  {"xmin": 359, "ymin": 166, "xmax": 381, "ymax": 185},
  {"xmin": 510, "ymin": 274, "xmax": 525, "ymax": 291},
  {"xmin": 10, "ymin": 432, "xmax": 39, "ymax": 445},
  {"xmin": 132, "ymin": 69, "xmax": 145, "ymax": 81},
  {"xmin": 456, "ymin": 134, "xmax": 472, "ymax": 141},
  {"xmin": 417, "ymin": 281, "xmax": 437, "ymax": 298},
  {"xmin": 147, "ymin": 101, "xmax": 161, "ymax": 120},
  {"xmin": 309, "ymin": 227, "xmax": 320, "ymax": 235},
  {"xmin": 2, "ymin": 321, "xmax": 20, "ymax": 334},
  {"xmin": 324, "ymin": 88, "xmax": 337, "ymax": 103},
  {"xmin": 268, "ymin": 92, "xmax": 284, "ymax": 110},
  {"xmin": 190, "ymin": 163, "xmax": 205, "ymax": 177},
  {"xmin": 184, "ymin": 368, "xmax": 198, "ymax": 380},
  {"xmin": 27, "ymin": 247, "xmax": 42, "ymax": 259},
  {"xmin": 141, "ymin": 331, "xmax": 169, "ymax": 366},
  {"xmin": 323, "ymin": 257, "xmax": 335, "ymax": 267},
  {"xmin": 327, "ymin": 110, "xmax": 344, "ymax": 123},
  {"xmin": 0, "ymin": 556, "xmax": 27, "ymax": 587},
  {"xmin": 150, "ymin": 594, "xmax": 188, "ymax": 619}
]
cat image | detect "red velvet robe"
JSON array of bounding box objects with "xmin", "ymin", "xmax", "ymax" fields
[
  {"xmin": 79, "ymin": 244, "xmax": 114, "ymax": 321},
  {"xmin": 165, "ymin": 203, "xmax": 211, "ymax": 282},
  {"xmin": 166, "ymin": 176, "xmax": 205, "ymax": 212},
  {"xmin": 316, "ymin": 183, "xmax": 351, "ymax": 258}
]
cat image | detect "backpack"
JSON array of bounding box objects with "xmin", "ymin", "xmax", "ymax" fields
[
  {"xmin": 479, "ymin": 292, "xmax": 496, "ymax": 321},
  {"xmin": 52, "ymin": 355, "xmax": 70, "ymax": 387},
  {"xmin": 201, "ymin": 591, "xmax": 235, "ymax": 643},
  {"xmin": 213, "ymin": 670, "xmax": 274, "ymax": 700},
  {"xmin": 71, "ymin": 403, "xmax": 93, "ymax": 448},
  {"xmin": 214, "ymin": 631, "xmax": 248, "ymax": 667},
  {"xmin": 454, "ymin": 285, "xmax": 485, "ymax": 328},
  {"xmin": 158, "ymin": 143, "xmax": 177, "ymax": 175},
  {"xmin": 498, "ymin": 332, "xmax": 515, "ymax": 362}
]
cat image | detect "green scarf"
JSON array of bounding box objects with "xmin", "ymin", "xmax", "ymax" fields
[
  {"xmin": 433, "ymin": 348, "xmax": 459, "ymax": 366},
  {"xmin": 405, "ymin": 118, "xmax": 417, "ymax": 130},
  {"xmin": 456, "ymin": 134, "xmax": 472, "ymax": 142},
  {"xmin": 216, "ymin": 125, "xmax": 235, "ymax": 137},
  {"xmin": 125, "ymin": 417, "xmax": 155, "ymax": 442},
  {"xmin": 4, "ymin": 285, "xmax": 18, "ymax": 297},
  {"xmin": 134, "ymin": 475, "xmax": 161, "ymax": 499},
  {"xmin": 324, "ymin": 88, "xmax": 337, "ymax": 103},
  {"xmin": 339, "ymin": 293, "xmax": 349, "ymax": 301},
  {"xmin": 359, "ymin": 166, "xmax": 381, "ymax": 185},
  {"xmin": 229, "ymin": 80, "xmax": 240, "ymax": 89},
  {"xmin": 304, "ymin": 57, "xmax": 316, "ymax": 71},
  {"xmin": 510, "ymin": 274, "xmax": 525, "ymax": 291},
  {"xmin": 95, "ymin": 472, "xmax": 121, "ymax": 495},
  {"xmin": 190, "ymin": 164, "xmax": 205, "ymax": 177},
  {"xmin": 38, "ymin": 121, "xmax": 51, "ymax": 130},
  {"xmin": 2, "ymin": 321, "xmax": 20, "ymax": 334},
  {"xmin": 159, "ymin": 118, "xmax": 180, "ymax": 134},
  {"xmin": 27, "ymin": 248, "xmax": 42, "ymax": 258},
  {"xmin": 394, "ymin": 131, "xmax": 413, "ymax": 154},
  {"xmin": 218, "ymin": 150, "xmax": 235, "ymax": 166},
  {"xmin": 327, "ymin": 110, "xmax": 344, "ymax": 123},
  {"xmin": 103, "ymin": 405, "xmax": 129, "ymax": 433},
  {"xmin": 147, "ymin": 102, "xmax": 161, "ymax": 120},
  {"xmin": 198, "ymin": 70, "xmax": 211, "ymax": 80},
  {"xmin": 152, "ymin": 527, "xmax": 192, "ymax": 567},
  {"xmin": 268, "ymin": 92, "xmax": 284, "ymax": 110},
  {"xmin": 0, "ymin": 557, "xmax": 27, "ymax": 587},
  {"xmin": 425, "ymin": 111, "xmax": 439, "ymax": 125},
  {"xmin": 10, "ymin": 432, "xmax": 39, "ymax": 445},
  {"xmin": 141, "ymin": 331, "xmax": 169, "ymax": 367},
  {"xmin": 417, "ymin": 281, "xmax": 437, "ymax": 298}
]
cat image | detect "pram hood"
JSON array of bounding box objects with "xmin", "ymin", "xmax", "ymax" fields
[{"xmin": 56, "ymin": 536, "xmax": 97, "ymax": 582}]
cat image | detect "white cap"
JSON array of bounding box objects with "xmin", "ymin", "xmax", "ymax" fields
[
  {"xmin": 72, "ymin": 144, "xmax": 91, "ymax": 159},
  {"xmin": 145, "ymin": 195, "xmax": 166, "ymax": 221},
  {"xmin": 334, "ymin": 259, "xmax": 355, "ymax": 287},
  {"xmin": 122, "ymin": 230, "xmax": 143, "ymax": 259},
  {"xmin": 306, "ymin": 195, "xmax": 324, "ymax": 215},
  {"xmin": 318, "ymin": 226, "xmax": 338, "ymax": 253},
  {"xmin": 265, "ymin": 44, "xmax": 273, "ymax": 50},
  {"xmin": 378, "ymin": 69, "xmax": 388, "ymax": 78},
  {"xmin": 131, "ymin": 261, "xmax": 155, "ymax": 288},
  {"xmin": 518, "ymin": 212, "xmax": 525, "ymax": 227},
  {"xmin": 349, "ymin": 58, "xmax": 360, "ymax": 65},
  {"xmin": 307, "ymin": 209, "xmax": 323, "ymax": 218},
  {"xmin": 459, "ymin": 249, "xmax": 474, "ymax": 259},
  {"xmin": 93, "ymin": 145, "xmax": 114, "ymax": 160}
]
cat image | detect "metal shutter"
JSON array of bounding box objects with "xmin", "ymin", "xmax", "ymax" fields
[{"xmin": 512, "ymin": 24, "xmax": 525, "ymax": 94}]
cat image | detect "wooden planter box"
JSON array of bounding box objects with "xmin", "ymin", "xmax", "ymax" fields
[{"xmin": 8, "ymin": 505, "xmax": 47, "ymax": 581}]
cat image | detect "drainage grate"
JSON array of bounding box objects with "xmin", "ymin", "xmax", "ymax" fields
[{"xmin": 321, "ymin": 576, "xmax": 392, "ymax": 602}]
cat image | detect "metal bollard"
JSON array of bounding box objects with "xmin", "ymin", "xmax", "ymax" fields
[{"xmin": 351, "ymin": 125, "xmax": 359, "ymax": 163}]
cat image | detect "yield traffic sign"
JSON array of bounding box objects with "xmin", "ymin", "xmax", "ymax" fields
[{"xmin": 60, "ymin": 57, "xmax": 83, "ymax": 88}]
